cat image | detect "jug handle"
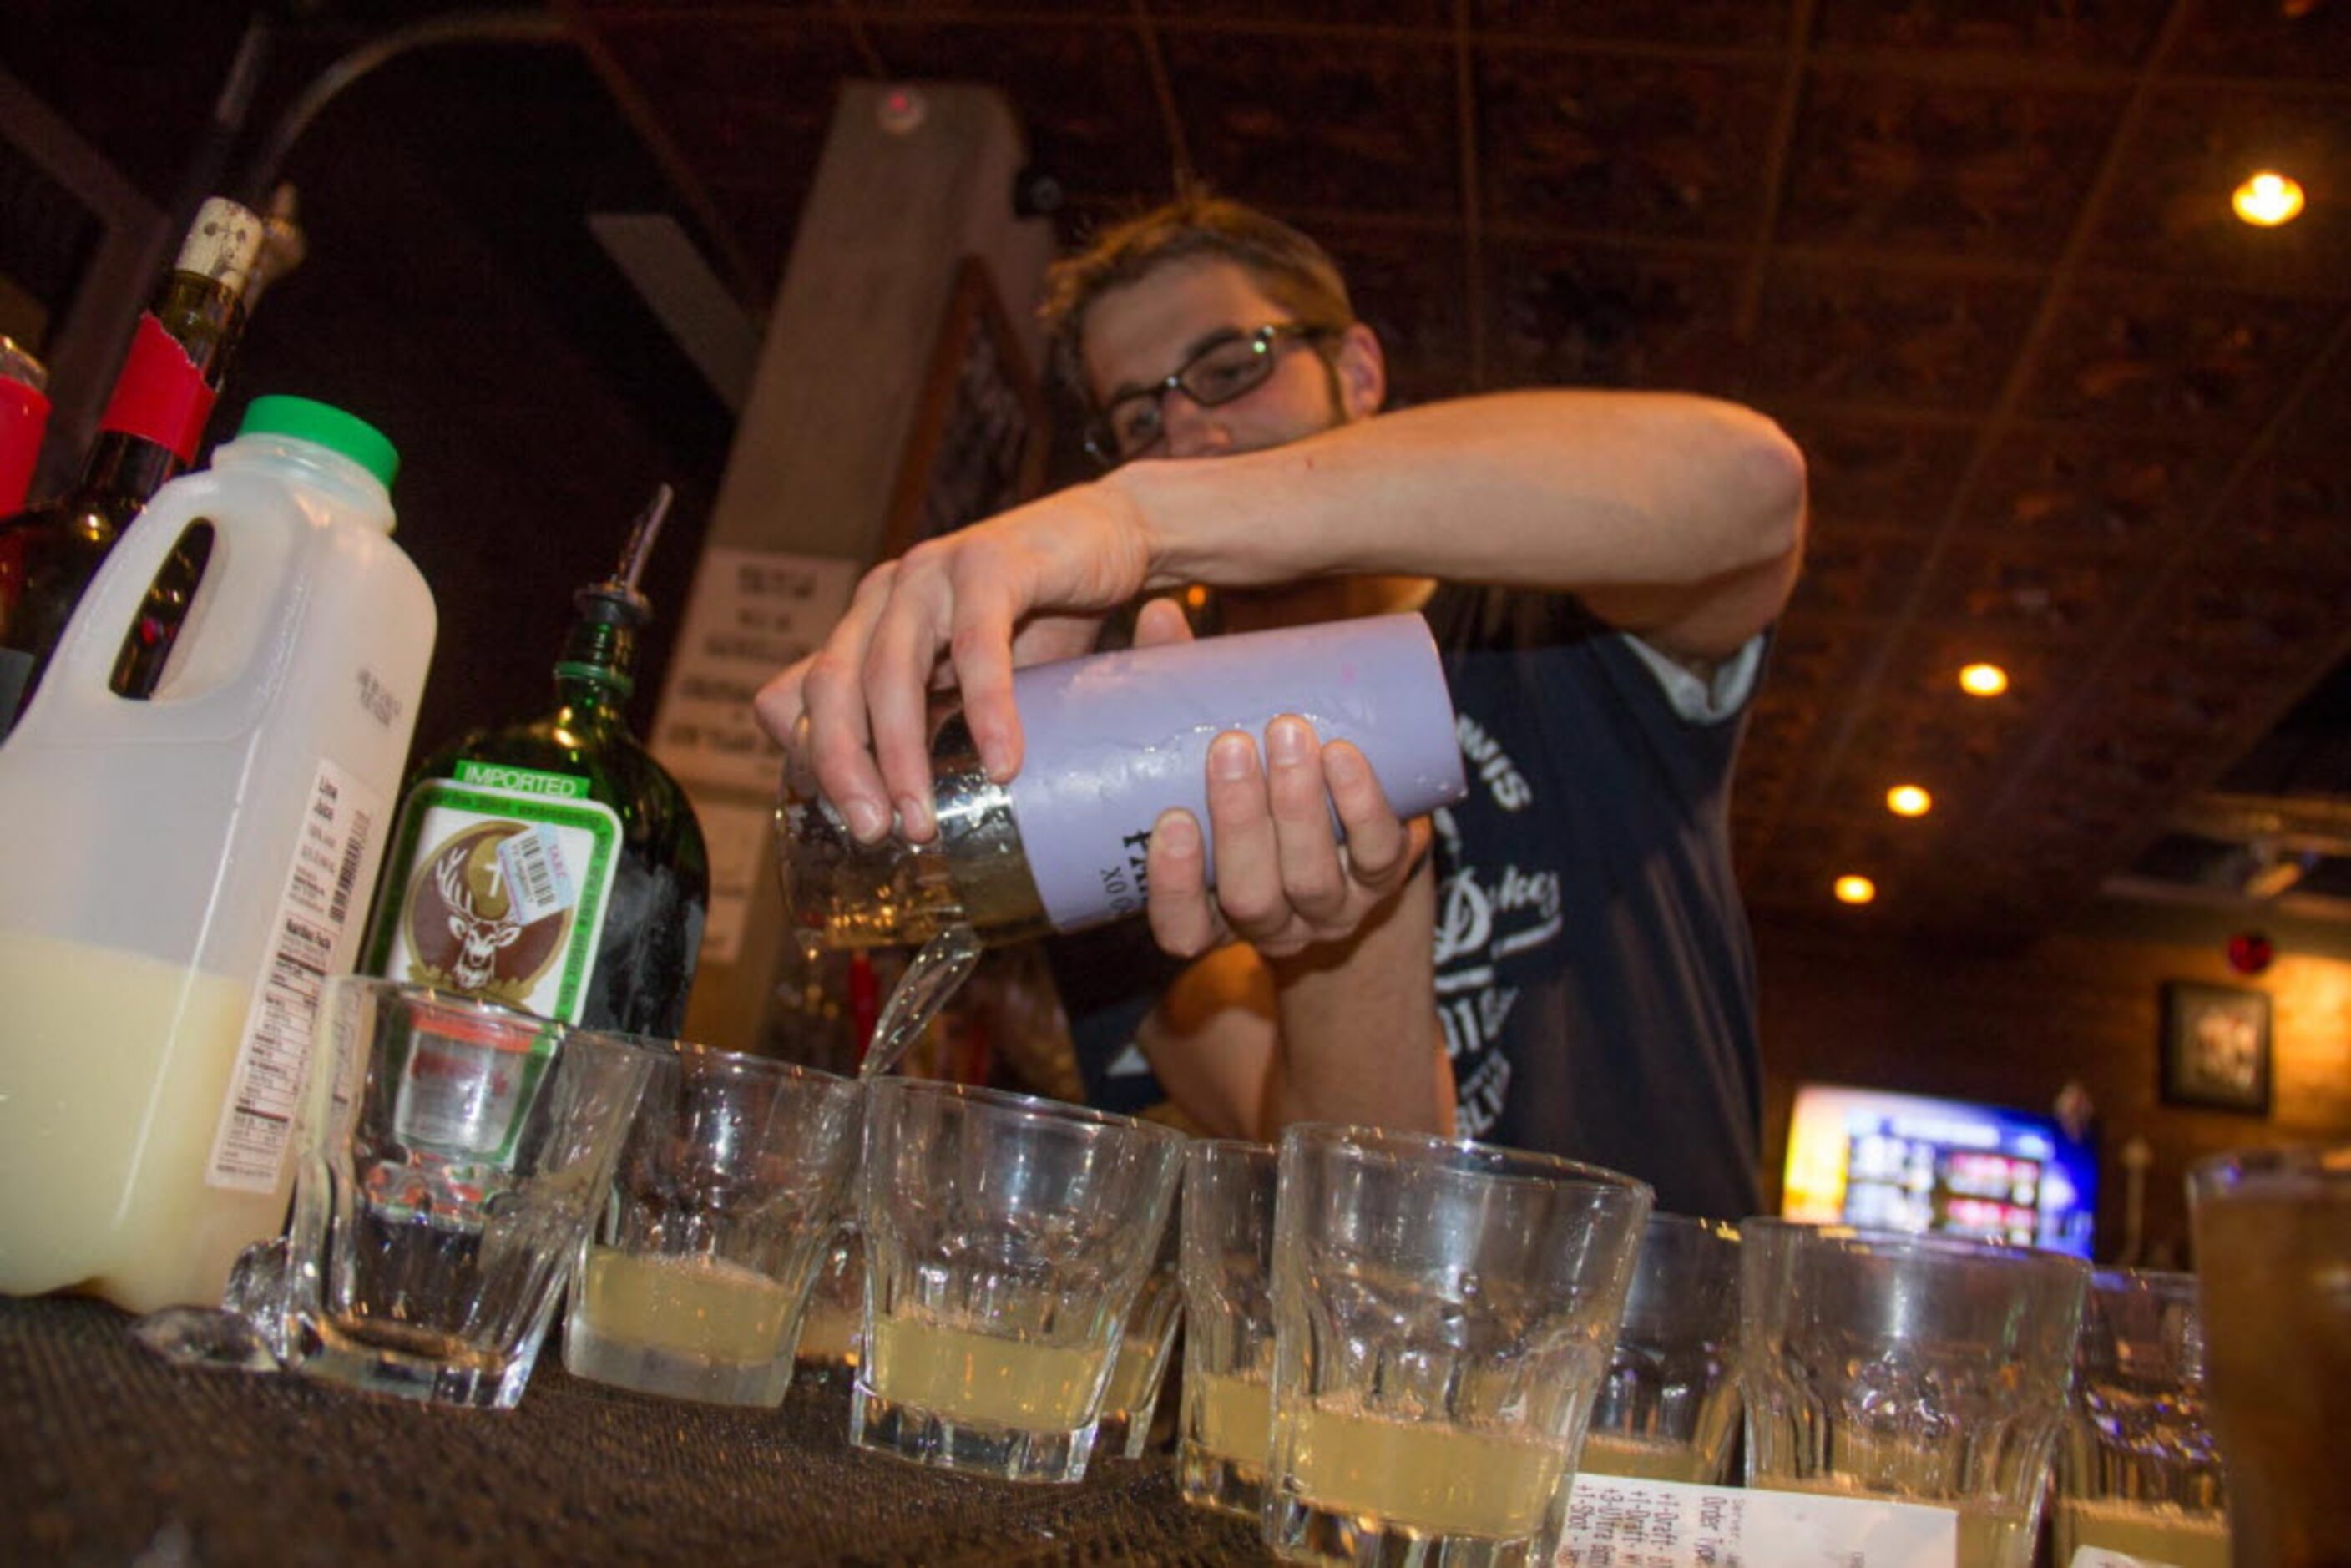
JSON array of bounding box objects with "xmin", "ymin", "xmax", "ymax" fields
[{"xmin": 35, "ymin": 494, "xmax": 306, "ymax": 731}]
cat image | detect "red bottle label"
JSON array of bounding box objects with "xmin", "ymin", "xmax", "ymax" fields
[
  {"xmin": 96, "ymin": 315, "xmax": 216, "ymax": 463},
  {"xmin": 0, "ymin": 378, "xmax": 47, "ymax": 512}
]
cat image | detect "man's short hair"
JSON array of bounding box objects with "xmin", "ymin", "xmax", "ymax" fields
[{"xmin": 1039, "ymin": 192, "xmax": 1355, "ymax": 406}]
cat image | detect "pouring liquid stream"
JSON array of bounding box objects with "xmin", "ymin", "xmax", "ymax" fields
[{"xmin": 856, "ymin": 923, "xmax": 983, "ymax": 1081}]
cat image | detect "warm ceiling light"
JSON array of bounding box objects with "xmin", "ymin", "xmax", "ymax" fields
[
  {"xmin": 2232, "ymin": 170, "xmax": 2306, "ymax": 227},
  {"xmin": 1887, "ymin": 785, "xmax": 1933, "ymax": 817},
  {"xmin": 1834, "ymin": 875, "xmax": 1877, "ymax": 905},
  {"xmin": 1959, "ymin": 662, "xmax": 2010, "ymax": 697}
]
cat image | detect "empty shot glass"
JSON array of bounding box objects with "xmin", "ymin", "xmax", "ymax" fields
[
  {"xmin": 2189, "ymin": 1143, "xmax": 2351, "ymax": 1568},
  {"xmin": 2052, "ymin": 1267, "xmax": 2230, "ymax": 1567},
  {"xmin": 273, "ymin": 977, "xmax": 660, "ymax": 1409},
  {"xmin": 563, "ymin": 1045, "xmax": 862, "ymax": 1407},
  {"xmin": 853, "ymin": 1078, "xmax": 1186, "ymax": 1483},
  {"xmin": 1579, "ymin": 1212, "xmax": 1743, "ymax": 1485},
  {"xmin": 1178, "ymin": 1139, "xmax": 1279, "ymax": 1519},
  {"xmin": 1739, "ymin": 1222, "xmax": 2089, "ymax": 1568},
  {"xmin": 1095, "ymin": 1190, "xmax": 1183, "ymax": 1460},
  {"xmin": 1265, "ymin": 1125, "xmax": 1653, "ymax": 1566}
]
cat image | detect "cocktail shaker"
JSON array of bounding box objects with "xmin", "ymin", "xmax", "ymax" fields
[{"xmin": 776, "ymin": 613, "xmax": 1467, "ymax": 948}]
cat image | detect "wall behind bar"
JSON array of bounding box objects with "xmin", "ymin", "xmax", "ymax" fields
[{"xmin": 1754, "ymin": 911, "xmax": 2351, "ymax": 1268}]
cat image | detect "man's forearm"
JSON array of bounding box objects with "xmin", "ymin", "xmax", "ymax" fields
[{"xmin": 1259, "ymin": 860, "xmax": 1449, "ymax": 1136}]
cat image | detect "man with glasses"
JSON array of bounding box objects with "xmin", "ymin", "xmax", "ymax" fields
[{"xmin": 756, "ymin": 195, "xmax": 1804, "ymax": 1221}]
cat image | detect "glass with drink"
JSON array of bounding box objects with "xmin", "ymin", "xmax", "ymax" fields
[
  {"xmin": 1095, "ymin": 1191, "xmax": 1183, "ymax": 1459},
  {"xmin": 791, "ymin": 1222, "xmax": 865, "ymax": 1394},
  {"xmin": 1739, "ymin": 1222, "xmax": 2088, "ymax": 1568},
  {"xmin": 1265, "ymin": 1125, "xmax": 1651, "ymax": 1565},
  {"xmin": 270, "ymin": 977, "xmax": 660, "ymax": 1409},
  {"xmin": 2188, "ymin": 1143, "xmax": 2351, "ymax": 1568},
  {"xmin": 2052, "ymin": 1267, "xmax": 2230, "ymax": 1567},
  {"xmin": 1579, "ymin": 1211, "xmax": 1743, "ymax": 1485},
  {"xmin": 1177, "ymin": 1139, "xmax": 1280, "ymax": 1518},
  {"xmin": 563, "ymin": 1046, "xmax": 861, "ymax": 1407},
  {"xmin": 853, "ymin": 1078, "xmax": 1186, "ymax": 1482}
]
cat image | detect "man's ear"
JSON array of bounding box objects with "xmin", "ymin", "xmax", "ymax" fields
[{"xmin": 1332, "ymin": 322, "xmax": 1387, "ymax": 419}]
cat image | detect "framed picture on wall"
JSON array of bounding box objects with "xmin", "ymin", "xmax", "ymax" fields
[{"xmin": 2159, "ymin": 980, "xmax": 2273, "ymax": 1116}]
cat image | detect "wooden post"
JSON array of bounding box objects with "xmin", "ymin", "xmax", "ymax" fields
[{"xmin": 650, "ymin": 83, "xmax": 1052, "ymax": 1055}]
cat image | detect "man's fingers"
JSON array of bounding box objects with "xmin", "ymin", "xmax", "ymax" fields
[
  {"xmin": 799, "ymin": 565, "xmax": 897, "ymax": 841},
  {"xmin": 1145, "ymin": 808, "xmax": 1221, "ymax": 958},
  {"xmin": 1204, "ymin": 731, "xmax": 1286, "ymax": 938},
  {"xmin": 1130, "ymin": 595, "xmax": 1196, "ymax": 650},
  {"xmin": 751, "ymin": 660, "xmax": 809, "ymax": 749},
  {"xmin": 1263, "ymin": 717, "xmax": 1349, "ymax": 925},
  {"xmin": 1323, "ymin": 741, "xmax": 1412, "ymax": 889}
]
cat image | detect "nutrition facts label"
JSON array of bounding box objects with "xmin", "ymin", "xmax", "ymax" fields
[
  {"xmin": 1560, "ymin": 1475, "xmax": 1960, "ymax": 1567},
  {"xmin": 206, "ymin": 758, "xmax": 385, "ymax": 1193}
]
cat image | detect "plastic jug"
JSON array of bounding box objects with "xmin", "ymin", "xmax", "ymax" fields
[{"xmin": 0, "ymin": 396, "xmax": 435, "ymax": 1313}]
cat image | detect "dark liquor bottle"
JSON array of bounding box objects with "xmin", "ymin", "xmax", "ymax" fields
[
  {"xmin": 0, "ymin": 197, "xmax": 266, "ymax": 737},
  {"xmin": 363, "ymin": 486, "xmax": 710, "ymax": 1036}
]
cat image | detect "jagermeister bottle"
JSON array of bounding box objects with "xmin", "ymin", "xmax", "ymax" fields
[
  {"xmin": 0, "ymin": 196, "xmax": 266, "ymax": 737},
  {"xmin": 363, "ymin": 485, "xmax": 709, "ymax": 1034}
]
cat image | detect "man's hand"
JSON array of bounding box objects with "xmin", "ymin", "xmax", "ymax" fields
[
  {"xmin": 1127, "ymin": 599, "xmax": 1429, "ymax": 964},
  {"xmin": 751, "ymin": 481, "xmax": 1162, "ymax": 842}
]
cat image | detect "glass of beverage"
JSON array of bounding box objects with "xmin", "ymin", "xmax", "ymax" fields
[
  {"xmin": 791, "ymin": 1222, "xmax": 865, "ymax": 1394},
  {"xmin": 562, "ymin": 1044, "xmax": 861, "ymax": 1407},
  {"xmin": 1177, "ymin": 1139, "xmax": 1279, "ymax": 1519},
  {"xmin": 853, "ymin": 1077, "xmax": 1186, "ymax": 1483},
  {"xmin": 1739, "ymin": 1222, "xmax": 2088, "ymax": 1568},
  {"xmin": 1580, "ymin": 1211, "xmax": 1743, "ymax": 1485},
  {"xmin": 1264, "ymin": 1124, "xmax": 1653, "ymax": 1566},
  {"xmin": 1095, "ymin": 1190, "xmax": 1183, "ymax": 1459},
  {"xmin": 270, "ymin": 977, "xmax": 660, "ymax": 1409},
  {"xmin": 2052, "ymin": 1267, "xmax": 2230, "ymax": 1566},
  {"xmin": 2188, "ymin": 1143, "xmax": 2351, "ymax": 1567}
]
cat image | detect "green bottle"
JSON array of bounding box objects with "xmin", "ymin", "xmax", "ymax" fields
[{"xmin": 363, "ymin": 486, "xmax": 708, "ymax": 1034}]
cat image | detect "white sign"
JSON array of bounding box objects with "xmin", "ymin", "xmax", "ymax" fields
[
  {"xmin": 1560, "ymin": 1476, "xmax": 1961, "ymax": 1567},
  {"xmin": 693, "ymin": 799, "xmax": 774, "ymax": 967},
  {"xmin": 650, "ymin": 546, "xmax": 859, "ymax": 796}
]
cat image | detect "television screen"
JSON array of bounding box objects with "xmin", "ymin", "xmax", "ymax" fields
[{"xmin": 1781, "ymin": 1082, "xmax": 2096, "ymax": 1258}]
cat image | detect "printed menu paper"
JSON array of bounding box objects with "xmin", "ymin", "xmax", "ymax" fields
[{"xmin": 1560, "ymin": 1475, "xmax": 1961, "ymax": 1567}]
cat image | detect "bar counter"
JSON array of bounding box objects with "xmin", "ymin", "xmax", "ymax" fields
[{"xmin": 0, "ymin": 1296, "xmax": 1266, "ymax": 1565}]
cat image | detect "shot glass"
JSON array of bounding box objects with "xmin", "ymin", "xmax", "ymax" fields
[
  {"xmin": 1579, "ymin": 1212, "xmax": 1743, "ymax": 1485},
  {"xmin": 853, "ymin": 1078, "xmax": 1186, "ymax": 1483},
  {"xmin": 1265, "ymin": 1125, "xmax": 1652, "ymax": 1566},
  {"xmin": 2052, "ymin": 1268, "xmax": 2230, "ymax": 1567},
  {"xmin": 1739, "ymin": 1222, "xmax": 2089, "ymax": 1568},
  {"xmin": 274, "ymin": 977, "xmax": 660, "ymax": 1409},
  {"xmin": 2188, "ymin": 1143, "xmax": 2351, "ymax": 1567},
  {"xmin": 791, "ymin": 1222, "xmax": 865, "ymax": 1394},
  {"xmin": 1178, "ymin": 1139, "xmax": 1279, "ymax": 1519},
  {"xmin": 1095, "ymin": 1190, "xmax": 1183, "ymax": 1459},
  {"xmin": 562, "ymin": 1045, "xmax": 861, "ymax": 1407}
]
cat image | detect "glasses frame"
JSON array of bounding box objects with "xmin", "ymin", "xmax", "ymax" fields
[{"xmin": 1084, "ymin": 321, "xmax": 1341, "ymax": 467}]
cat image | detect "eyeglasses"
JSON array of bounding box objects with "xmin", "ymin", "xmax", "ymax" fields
[{"xmin": 1084, "ymin": 322, "xmax": 1340, "ymax": 465}]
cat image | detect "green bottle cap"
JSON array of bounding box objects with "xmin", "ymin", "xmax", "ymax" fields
[{"xmin": 238, "ymin": 395, "xmax": 400, "ymax": 490}]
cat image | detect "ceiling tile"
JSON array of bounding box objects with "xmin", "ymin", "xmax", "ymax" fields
[
  {"xmin": 1469, "ymin": 0, "xmax": 1793, "ymax": 49},
  {"xmin": 2170, "ymin": 0, "xmax": 2351, "ymax": 83},
  {"xmin": 1778, "ymin": 66, "xmax": 2124, "ymax": 261},
  {"xmin": 1312, "ymin": 220, "xmax": 1475, "ymax": 405},
  {"xmin": 1771, "ymin": 412, "xmax": 1980, "ymax": 529},
  {"xmin": 1160, "ymin": 30, "xmax": 1459, "ymax": 217},
  {"xmin": 1477, "ymin": 49, "xmax": 1783, "ymax": 241},
  {"xmin": 1913, "ymin": 537, "xmax": 2151, "ymax": 645},
  {"xmin": 1811, "ymin": 0, "xmax": 2171, "ymax": 64},
  {"xmin": 1749, "ymin": 260, "xmax": 2041, "ymax": 411},
  {"xmin": 1482, "ymin": 239, "xmax": 1747, "ymax": 394},
  {"xmin": 2023, "ymin": 274, "xmax": 2342, "ymax": 432},
  {"xmin": 1956, "ymin": 427, "xmax": 2225, "ymax": 549},
  {"xmin": 1155, "ymin": 0, "xmax": 1454, "ymax": 28}
]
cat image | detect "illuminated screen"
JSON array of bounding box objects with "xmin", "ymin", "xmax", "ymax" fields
[{"xmin": 1781, "ymin": 1083, "xmax": 2096, "ymax": 1258}]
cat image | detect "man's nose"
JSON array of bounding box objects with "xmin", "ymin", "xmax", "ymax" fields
[{"xmin": 1160, "ymin": 393, "xmax": 1234, "ymax": 458}]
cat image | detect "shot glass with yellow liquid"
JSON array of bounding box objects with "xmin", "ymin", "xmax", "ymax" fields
[
  {"xmin": 1579, "ymin": 1211, "xmax": 1743, "ymax": 1485},
  {"xmin": 1177, "ymin": 1140, "xmax": 1280, "ymax": 1518},
  {"xmin": 1095, "ymin": 1191, "xmax": 1183, "ymax": 1460},
  {"xmin": 853, "ymin": 1079, "xmax": 1185, "ymax": 1483},
  {"xmin": 1264, "ymin": 1125, "xmax": 1652, "ymax": 1565},
  {"xmin": 563, "ymin": 1047, "xmax": 861, "ymax": 1407}
]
